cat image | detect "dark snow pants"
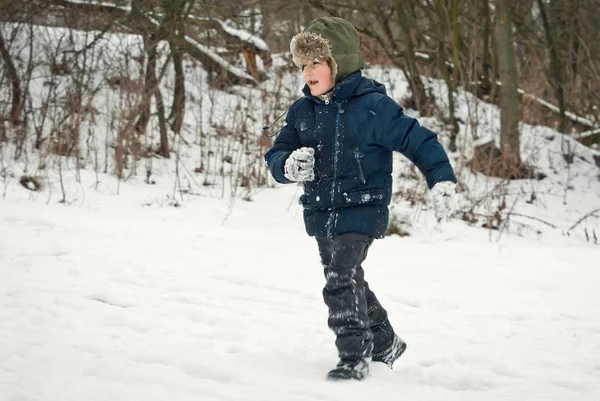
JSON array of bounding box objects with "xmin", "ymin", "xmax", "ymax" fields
[{"xmin": 316, "ymin": 232, "xmax": 396, "ymax": 361}]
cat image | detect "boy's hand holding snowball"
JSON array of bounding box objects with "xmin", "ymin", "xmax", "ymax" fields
[
  {"xmin": 430, "ymin": 181, "xmax": 458, "ymax": 220},
  {"xmin": 284, "ymin": 147, "xmax": 315, "ymax": 182}
]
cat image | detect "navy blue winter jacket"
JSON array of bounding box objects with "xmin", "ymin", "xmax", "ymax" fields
[{"xmin": 265, "ymin": 71, "xmax": 456, "ymax": 238}]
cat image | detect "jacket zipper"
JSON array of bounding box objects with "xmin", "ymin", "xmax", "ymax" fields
[{"xmin": 327, "ymin": 101, "xmax": 341, "ymax": 237}]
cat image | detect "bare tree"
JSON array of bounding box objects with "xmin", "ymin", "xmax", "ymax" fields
[
  {"xmin": 418, "ymin": 0, "xmax": 463, "ymax": 151},
  {"xmin": 0, "ymin": 29, "xmax": 22, "ymax": 127},
  {"xmin": 536, "ymin": 0, "xmax": 567, "ymax": 134},
  {"xmin": 393, "ymin": 0, "xmax": 432, "ymax": 113},
  {"xmin": 164, "ymin": 0, "xmax": 190, "ymax": 136},
  {"xmin": 478, "ymin": 0, "xmax": 493, "ymax": 98},
  {"xmin": 495, "ymin": 0, "xmax": 523, "ymax": 175}
]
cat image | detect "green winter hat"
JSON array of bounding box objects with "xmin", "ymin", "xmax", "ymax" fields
[{"xmin": 290, "ymin": 17, "xmax": 364, "ymax": 84}]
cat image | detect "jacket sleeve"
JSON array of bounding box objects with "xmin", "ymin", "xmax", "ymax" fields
[
  {"xmin": 264, "ymin": 107, "xmax": 302, "ymax": 184},
  {"xmin": 373, "ymin": 96, "xmax": 457, "ymax": 189}
]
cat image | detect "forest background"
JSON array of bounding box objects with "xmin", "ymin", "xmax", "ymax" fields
[{"xmin": 1, "ymin": 0, "xmax": 599, "ymax": 239}]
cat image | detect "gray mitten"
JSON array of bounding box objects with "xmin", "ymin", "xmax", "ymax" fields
[
  {"xmin": 284, "ymin": 147, "xmax": 315, "ymax": 182},
  {"xmin": 430, "ymin": 181, "xmax": 458, "ymax": 220}
]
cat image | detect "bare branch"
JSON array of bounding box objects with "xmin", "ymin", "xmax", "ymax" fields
[{"xmin": 566, "ymin": 208, "xmax": 600, "ymax": 233}]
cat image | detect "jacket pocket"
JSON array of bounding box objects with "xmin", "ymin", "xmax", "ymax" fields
[
  {"xmin": 299, "ymin": 181, "xmax": 331, "ymax": 210},
  {"xmin": 340, "ymin": 188, "xmax": 385, "ymax": 206},
  {"xmin": 353, "ymin": 149, "xmax": 366, "ymax": 185}
]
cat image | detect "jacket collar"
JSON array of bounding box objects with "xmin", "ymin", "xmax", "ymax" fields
[{"xmin": 302, "ymin": 70, "xmax": 363, "ymax": 103}]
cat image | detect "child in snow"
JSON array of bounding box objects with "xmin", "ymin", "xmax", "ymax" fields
[{"xmin": 265, "ymin": 17, "xmax": 458, "ymax": 381}]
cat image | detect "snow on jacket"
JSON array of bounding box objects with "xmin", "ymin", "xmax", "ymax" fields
[{"xmin": 265, "ymin": 70, "xmax": 456, "ymax": 238}]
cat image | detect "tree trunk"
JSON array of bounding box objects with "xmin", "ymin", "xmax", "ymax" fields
[
  {"xmin": 479, "ymin": 0, "xmax": 492, "ymax": 97},
  {"xmin": 164, "ymin": 0, "xmax": 188, "ymax": 135},
  {"xmin": 141, "ymin": 32, "xmax": 169, "ymax": 159},
  {"xmin": 132, "ymin": 0, "xmax": 153, "ymax": 139},
  {"xmin": 0, "ymin": 29, "xmax": 22, "ymax": 126},
  {"xmin": 495, "ymin": 0, "xmax": 522, "ymax": 171},
  {"xmin": 438, "ymin": 42, "xmax": 458, "ymax": 152},
  {"xmin": 447, "ymin": 0, "xmax": 460, "ymax": 150},
  {"xmin": 135, "ymin": 34, "xmax": 157, "ymax": 138},
  {"xmin": 537, "ymin": 0, "xmax": 567, "ymax": 134},
  {"xmin": 428, "ymin": 0, "xmax": 459, "ymax": 151},
  {"xmin": 302, "ymin": 1, "xmax": 315, "ymax": 27},
  {"xmin": 394, "ymin": 0, "xmax": 430, "ymax": 113},
  {"xmin": 259, "ymin": 0, "xmax": 271, "ymax": 44},
  {"xmin": 567, "ymin": 0, "xmax": 582, "ymax": 111},
  {"xmin": 155, "ymin": 86, "xmax": 169, "ymax": 158},
  {"xmin": 170, "ymin": 43, "xmax": 185, "ymax": 135}
]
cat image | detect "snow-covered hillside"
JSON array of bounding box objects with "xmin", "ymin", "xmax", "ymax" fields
[{"xmin": 1, "ymin": 23, "xmax": 599, "ymax": 241}]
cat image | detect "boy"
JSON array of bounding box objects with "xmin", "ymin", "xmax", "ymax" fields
[{"xmin": 264, "ymin": 17, "xmax": 458, "ymax": 381}]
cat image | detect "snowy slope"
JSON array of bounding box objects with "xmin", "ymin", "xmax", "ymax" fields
[
  {"xmin": 1, "ymin": 23, "xmax": 598, "ymax": 242},
  {"xmin": 364, "ymin": 66, "xmax": 600, "ymax": 243},
  {"xmin": 1, "ymin": 171, "xmax": 600, "ymax": 401}
]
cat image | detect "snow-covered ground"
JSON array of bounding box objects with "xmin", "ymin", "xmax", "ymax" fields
[{"xmin": 1, "ymin": 169, "xmax": 600, "ymax": 401}]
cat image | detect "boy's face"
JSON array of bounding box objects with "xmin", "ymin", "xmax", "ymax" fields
[{"xmin": 302, "ymin": 60, "xmax": 334, "ymax": 96}]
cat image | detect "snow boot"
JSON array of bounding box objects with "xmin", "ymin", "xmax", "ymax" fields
[
  {"xmin": 327, "ymin": 358, "xmax": 370, "ymax": 381},
  {"xmin": 372, "ymin": 335, "xmax": 407, "ymax": 369}
]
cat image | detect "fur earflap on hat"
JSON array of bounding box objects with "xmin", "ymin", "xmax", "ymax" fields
[
  {"xmin": 290, "ymin": 17, "xmax": 364, "ymax": 84},
  {"xmin": 290, "ymin": 31, "xmax": 338, "ymax": 84}
]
